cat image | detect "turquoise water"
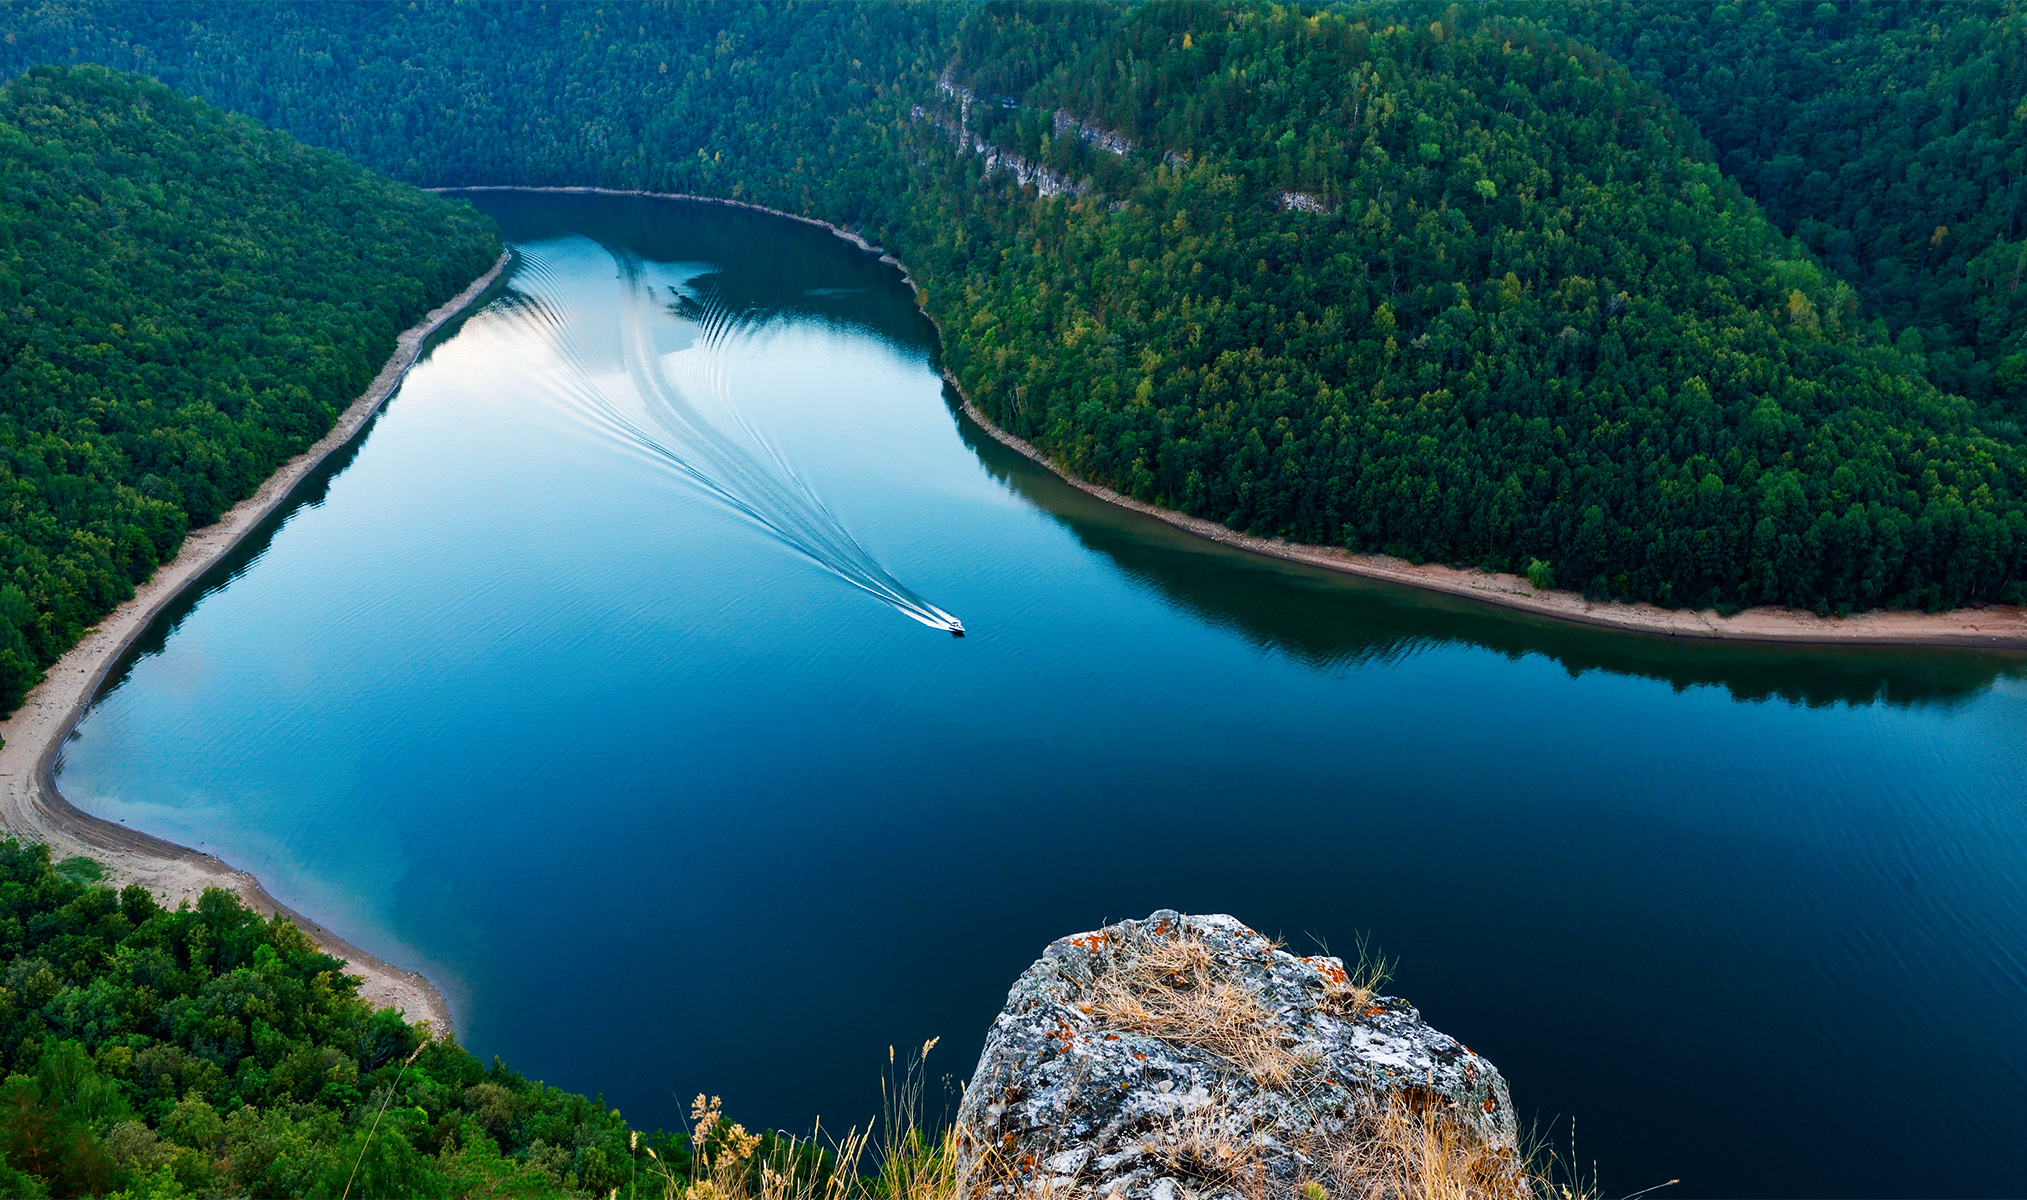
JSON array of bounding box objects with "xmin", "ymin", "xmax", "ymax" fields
[{"xmin": 61, "ymin": 193, "xmax": 2027, "ymax": 1196}]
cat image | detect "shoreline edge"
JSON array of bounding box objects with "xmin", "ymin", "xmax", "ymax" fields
[
  {"xmin": 453, "ymin": 185, "xmax": 2027, "ymax": 651},
  {"xmin": 0, "ymin": 249, "xmax": 511, "ymax": 1035},
  {"xmin": 17, "ymin": 182, "xmax": 2013, "ymax": 1042}
]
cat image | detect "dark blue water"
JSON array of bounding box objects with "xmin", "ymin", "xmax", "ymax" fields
[{"xmin": 59, "ymin": 193, "xmax": 2027, "ymax": 1197}]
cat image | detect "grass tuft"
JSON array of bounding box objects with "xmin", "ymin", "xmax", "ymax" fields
[{"xmin": 653, "ymin": 928, "xmax": 1653, "ymax": 1200}]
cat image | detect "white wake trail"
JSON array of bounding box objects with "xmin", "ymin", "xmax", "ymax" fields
[
  {"xmin": 605, "ymin": 253, "xmax": 962, "ymax": 632},
  {"xmin": 498, "ymin": 245, "xmax": 961, "ymax": 633}
]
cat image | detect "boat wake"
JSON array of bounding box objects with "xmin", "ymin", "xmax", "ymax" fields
[{"xmin": 496, "ymin": 242, "xmax": 963, "ymax": 635}]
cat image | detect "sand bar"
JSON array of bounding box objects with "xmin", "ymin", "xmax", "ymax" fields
[{"xmin": 0, "ymin": 250, "xmax": 510, "ymax": 1033}]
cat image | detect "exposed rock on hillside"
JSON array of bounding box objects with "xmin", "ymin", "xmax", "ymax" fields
[
  {"xmin": 1054, "ymin": 109, "xmax": 1132, "ymax": 156},
  {"xmin": 1274, "ymin": 190, "xmax": 1332, "ymax": 214},
  {"xmin": 912, "ymin": 104, "xmax": 1090, "ymax": 199},
  {"xmin": 954, "ymin": 912, "xmax": 1522, "ymax": 1199}
]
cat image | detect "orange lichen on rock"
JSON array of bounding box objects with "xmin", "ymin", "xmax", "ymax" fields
[{"xmin": 1306, "ymin": 957, "xmax": 1351, "ymax": 987}]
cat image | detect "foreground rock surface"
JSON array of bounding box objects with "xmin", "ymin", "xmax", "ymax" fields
[{"xmin": 954, "ymin": 911, "xmax": 1520, "ymax": 1199}]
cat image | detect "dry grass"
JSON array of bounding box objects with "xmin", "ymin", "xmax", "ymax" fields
[
  {"xmin": 639, "ymin": 1094, "xmax": 877, "ymax": 1200},
  {"xmin": 1325, "ymin": 934, "xmax": 1395, "ymax": 1005},
  {"xmin": 1091, "ymin": 1087, "xmax": 1548, "ymax": 1200},
  {"xmin": 636, "ymin": 1040, "xmax": 964, "ymax": 1200},
  {"xmin": 1084, "ymin": 925, "xmax": 1303, "ymax": 1089},
  {"xmin": 639, "ymin": 1093, "xmax": 1599, "ymax": 1200},
  {"xmin": 1068, "ymin": 923, "xmax": 1549, "ymax": 1200},
  {"xmin": 1148, "ymin": 1085, "xmax": 1279, "ymax": 1194},
  {"xmin": 644, "ymin": 928, "xmax": 1626, "ymax": 1200},
  {"xmin": 878, "ymin": 1039, "xmax": 960, "ymax": 1200},
  {"xmin": 1310, "ymin": 1099, "xmax": 1533, "ymax": 1200},
  {"xmin": 1082, "ymin": 925, "xmax": 1393, "ymax": 1094},
  {"xmin": 651, "ymin": 1068, "xmax": 1591, "ymax": 1200}
]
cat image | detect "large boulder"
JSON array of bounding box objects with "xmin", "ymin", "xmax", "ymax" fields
[{"xmin": 953, "ymin": 912, "xmax": 1523, "ymax": 1199}]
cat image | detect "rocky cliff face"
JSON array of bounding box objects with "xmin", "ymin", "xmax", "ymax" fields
[{"xmin": 953, "ymin": 912, "xmax": 1523, "ymax": 1200}]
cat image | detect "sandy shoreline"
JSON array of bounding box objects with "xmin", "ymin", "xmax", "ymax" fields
[
  {"xmin": 442, "ymin": 186, "xmax": 2027, "ymax": 650},
  {"xmin": 0, "ymin": 250, "xmax": 510, "ymax": 1035},
  {"xmin": 959, "ymin": 402, "xmax": 2027, "ymax": 649},
  {"xmin": 8, "ymin": 185, "xmax": 1999, "ymax": 1042}
]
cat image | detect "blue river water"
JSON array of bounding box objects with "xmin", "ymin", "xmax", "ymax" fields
[{"xmin": 58, "ymin": 193, "xmax": 2027, "ymax": 1196}]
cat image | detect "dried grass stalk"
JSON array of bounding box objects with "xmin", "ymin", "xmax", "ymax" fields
[{"xmin": 1085, "ymin": 926, "xmax": 1302, "ymax": 1088}]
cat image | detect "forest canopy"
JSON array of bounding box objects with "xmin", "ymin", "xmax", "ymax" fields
[
  {"xmin": 0, "ymin": 839, "xmax": 668, "ymax": 1197},
  {"xmin": 0, "ymin": 63, "xmax": 500, "ymax": 713},
  {"xmin": 1538, "ymin": 0, "xmax": 2027, "ymax": 417},
  {"xmin": 0, "ymin": 2, "xmax": 2022, "ymax": 621},
  {"xmin": 922, "ymin": 1, "xmax": 2027, "ymax": 613}
]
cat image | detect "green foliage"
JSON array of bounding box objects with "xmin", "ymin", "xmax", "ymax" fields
[
  {"xmin": 0, "ymin": 841, "xmax": 656, "ymax": 1197},
  {"xmin": 0, "ymin": 63, "xmax": 500, "ymax": 716},
  {"xmin": 921, "ymin": 2, "xmax": 2027, "ymax": 613},
  {"xmin": 0, "ymin": 1, "xmax": 959, "ymax": 240},
  {"xmin": 51, "ymin": 859, "xmax": 104, "ymax": 887},
  {"xmin": 1538, "ymin": 0, "xmax": 2027, "ymax": 416},
  {"xmin": 3, "ymin": 3, "xmax": 2023, "ymax": 619}
]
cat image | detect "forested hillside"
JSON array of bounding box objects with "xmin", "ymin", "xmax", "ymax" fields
[
  {"xmin": 920, "ymin": 3, "xmax": 2026, "ymax": 613},
  {"xmin": 0, "ymin": 1, "xmax": 954, "ymax": 249},
  {"xmin": 0, "ymin": 64, "xmax": 500, "ymax": 714},
  {"xmin": 1543, "ymin": 0, "xmax": 2027, "ymax": 417},
  {"xmin": 0, "ymin": 841, "xmax": 662, "ymax": 1197},
  {"xmin": 1, "ymin": 1, "xmax": 2022, "ymax": 615}
]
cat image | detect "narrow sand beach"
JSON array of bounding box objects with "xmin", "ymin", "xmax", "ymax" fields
[
  {"xmin": 0, "ymin": 251, "xmax": 510, "ymax": 1033},
  {"xmin": 959, "ymin": 402, "xmax": 2027, "ymax": 650},
  {"xmin": 444, "ymin": 187, "xmax": 2027, "ymax": 651}
]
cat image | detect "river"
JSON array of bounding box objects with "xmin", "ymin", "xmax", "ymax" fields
[{"xmin": 57, "ymin": 192, "xmax": 2027, "ymax": 1196}]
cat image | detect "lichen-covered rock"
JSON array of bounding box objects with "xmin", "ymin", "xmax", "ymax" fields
[{"xmin": 953, "ymin": 912, "xmax": 1519, "ymax": 1199}]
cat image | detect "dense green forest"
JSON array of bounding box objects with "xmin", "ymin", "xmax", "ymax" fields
[
  {"xmin": 0, "ymin": 841, "xmax": 676, "ymax": 1197},
  {"xmin": 0, "ymin": 64, "xmax": 500, "ymax": 715},
  {"xmin": 1, "ymin": 1, "xmax": 2022, "ymax": 616},
  {"xmin": 923, "ymin": 3, "xmax": 2026, "ymax": 611},
  {"xmin": 1541, "ymin": 0, "xmax": 2027, "ymax": 416}
]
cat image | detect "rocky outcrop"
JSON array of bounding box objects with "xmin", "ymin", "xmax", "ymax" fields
[
  {"xmin": 1275, "ymin": 190, "xmax": 1332, "ymax": 215},
  {"xmin": 912, "ymin": 105, "xmax": 1090, "ymax": 199},
  {"xmin": 925, "ymin": 68, "xmax": 1126, "ymax": 196},
  {"xmin": 953, "ymin": 912, "xmax": 1522, "ymax": 1200},
  {"xmin": 1054, "ymin": 110, "xmax": 1133, "ymax": 156},
  {"xmin": 938, "ymin": 69, "xmax": 1022, "ymax": 121}
]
